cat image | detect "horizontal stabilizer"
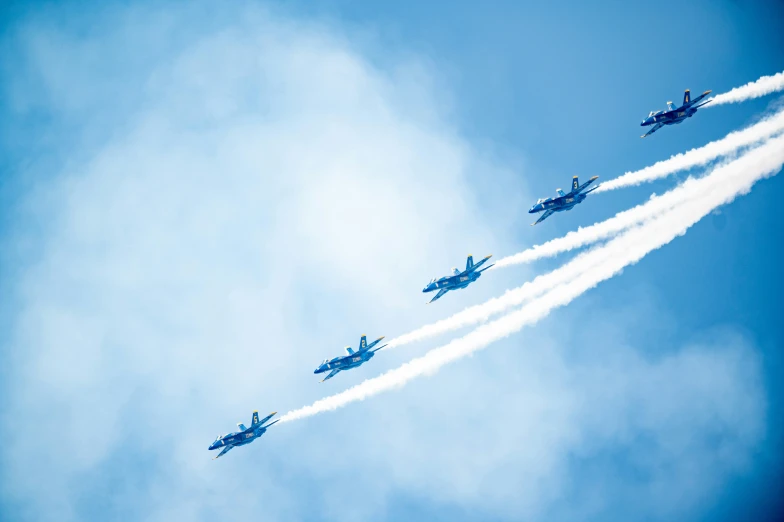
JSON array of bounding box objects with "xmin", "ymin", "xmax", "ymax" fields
[{"xmin": 370, "ymin": 343, "xmax": 388, "ymax": 353}]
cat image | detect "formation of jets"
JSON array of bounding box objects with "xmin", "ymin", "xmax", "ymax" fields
[{"xmin": 209, "ymin": 87, "xmax": 713, "ymax": 459}]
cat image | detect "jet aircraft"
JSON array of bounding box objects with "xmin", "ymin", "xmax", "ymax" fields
[
  {"xmin": 640, "ymin": 89, "xmax": 712, "ymax": 138},
  {"xmin": 528, "ymin": 176, "xmax": 599, "ymax": 225},
  {"xmin": 209, "ymin": 410, "xmax": 278, "ymax": 459},
  {"xmin": 422, "ymin": 254, "xmax": 494, "ymax": 303},
  {"xmin": 314, "ymin": 334, "xmax": 387, "ymax": 382}
]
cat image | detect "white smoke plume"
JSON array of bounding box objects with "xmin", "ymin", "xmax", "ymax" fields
[
  {"xmin": 709, "ymin": 71, "xmax": 784, "ymax": 106},
  {"xmin": 386, "ymin": 133, "xmax": 784, "ymax": 348},
  {"xmin": 280, "ymin": 135, "xmax": 784, "ymax": 422},
  {"xmin": 595, "ymin": 107, "xmax": 784, "ymax": 192}
]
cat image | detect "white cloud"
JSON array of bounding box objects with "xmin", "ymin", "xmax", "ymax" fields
[{"xmin": 0, "ymin": 3, "xmax": 767, "ymax": 522}]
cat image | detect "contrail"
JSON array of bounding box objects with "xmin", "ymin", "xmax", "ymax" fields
[
  {"xmin": 387, "ymin": 134, "xmax": 783, "ymax": 348},
  {"xmin": 595, "ymin": 106, "xmax": 784, "ymax": 193},
  {"xmin": 709, "ymin": 71, "xmax": 784, "ymax": 106},
  {"xmin": 279, "ymin": 136, "xmax": 784, "ymax": 422}
]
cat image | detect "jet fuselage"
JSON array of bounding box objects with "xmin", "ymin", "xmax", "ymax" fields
[
  {"xmin": 422, "ymin": 270, "xmax": 483, "ymax": 293},
  {"xmin": 528, "ymin": 191, "xmax": 589, "ymax": 214},
  {"xmin": 314, "ymin": 350, "xmax": 376, "ymax": 374}
]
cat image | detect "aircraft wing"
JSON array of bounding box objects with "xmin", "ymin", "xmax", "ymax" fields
[
  {"xmin": 641, "ymin": 122, "xmax": 664, "ymax": 138},
  {"xmin": 320, "ymin": 369, "xmax": 340, "ymax": 382},
  {"xmin": 213, "ymin": 445, "xmax": 234, "ymax": 460},
  {"xmin": 530, "ymin": 209, "xmax": 555, "ymax": 226},
  {"xmin": 573, "ymin": 176, "xmax": 599, "ymax": 194},
  {"xmin": 369, "ymin": 343, "xmax": 388, "ymax": 353},
  {"xmin": 427, "ymin": 288, "xmax": 449, "ymax": 303}
]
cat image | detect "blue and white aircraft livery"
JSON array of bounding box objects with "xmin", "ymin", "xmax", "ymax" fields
[
  {"xmin": 209, "ymin": 411, "xmax": 278, "ymax": 459},
  {"xmin": 640, "ymin": 88, "xmax": 713, "ymax": 138},
  {"xmin": 422, "ymin": 254, "xmax": 494, "ymax": 303},
  {"xmin": 314, "ymin": 334, "xmax": 387, "ymax": 382},
  {"xmin": 528, "ymin": 176, "xmax": 599, "ymax": 225}
]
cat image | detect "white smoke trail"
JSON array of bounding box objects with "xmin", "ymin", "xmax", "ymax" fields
[
  {"xmin": 387, "ymin": 133, "xmax": 783, "ymax": 348},
  {"xmin": 594, "ymin": 106, "xmax": 784, "ymax": 192},
  {"xmin": 280, "ymin": 135, "xmax": 784, "ymax": 422},
  {"xmin": 709, "ymin": 71, "xmax": 784, "ymax": 106}
]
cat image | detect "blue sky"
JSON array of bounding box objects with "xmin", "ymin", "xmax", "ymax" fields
[{"xmin": 0, "ymin": 1, "xmax": 782, "ymax": 521}]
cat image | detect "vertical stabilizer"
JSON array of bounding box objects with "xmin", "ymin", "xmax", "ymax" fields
[
  {"xmin": 572, "ymin": 176, "xmax": 579, "ymax": 192},
  {"xmin": 358, "ymin": 335, "xmax": 368, "ymax": 351},
  {"xmin": 683, "ymin": 89, "xmax": 691, "ymax": 105},
  {"xmin": 345, "ymin": 346, "xmax": 355, "ymax": 355},
  {"xmin": 466, "ymin": 255, "xmax": 474, "ymax": 271},
  {"xmin": 251, "ymin": 411, "xmax": 260, "ymax": 426}
]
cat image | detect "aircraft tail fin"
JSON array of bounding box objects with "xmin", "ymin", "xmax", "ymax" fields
[
  {"xmin": 571, "ymin": 176, "xmax": 579, "ymax": 193},
  {"xmin": 683, "ymin": 89, "xmax": 691, "ymax": 106},
  {"xmin": 262, "ymin": 419, "xmax": 280, "ymax": 429},
  {"xmin": 666, "ymin": 101, "xmax": 676, "ymax": 111},
  {"xmin": 345, "ymin": 346, "xmax": 355, "ymax": 355},
  {"xmin": 556, "ymin": 189, "xmax": 566, "ymax": 197},
  {"xmin": 251, "ymin": 411, "xmax": 260, "ymax": 426},
  {"xmin": 466, "ymin": 255, "xmax": 474, "ymax": 271},
  {"xmin": 369, "ymin": 343, "xmax": 388, "ymax": 353},
  {"xmin": 237, "ymin": 423, "xmax": 247, "ymax": 431},
  {"xmin": 358, "ymin": 335, "xmax": 368, "ymax": 352},
  {"xmin": 477, "ymin": 263, "xmax": 495, "ymax": 273}
]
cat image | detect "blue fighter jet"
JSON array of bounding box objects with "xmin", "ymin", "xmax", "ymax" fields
[
  {"xmin": 314, "ymin": 334, "xmax": 387, "ymax": 382},
  {"xmin": 422, "ymin": 254, "xmax": 494, "ymax": 303},
  {"xmin": 640, "ymin": 89, "xmax": 712, "ymax": 138},
  {"xmin": 528, "ymin": 176, "xmax": 599, "ymax": 225},
  {"xmin": 208, "ymin": 410, "xmax": 278, "ymax": 459}
]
